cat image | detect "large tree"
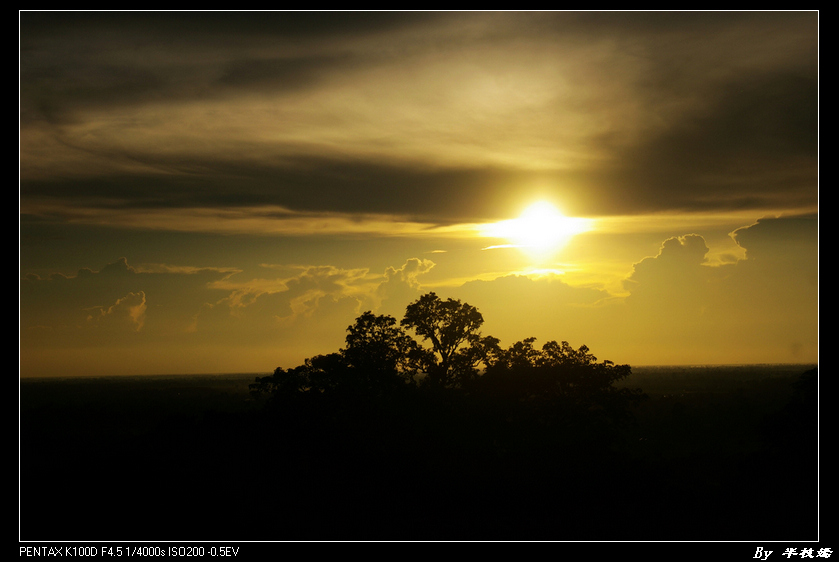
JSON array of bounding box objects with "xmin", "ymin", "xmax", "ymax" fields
[
  {"xmin": 401, "ymin": 292, "xmax": 497, "ymax": 387},
  {"xmin": 342, "ymin": 311, "xmax": 428, "ymax": 389}
]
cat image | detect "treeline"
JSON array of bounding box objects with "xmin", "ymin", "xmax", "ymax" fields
[{"xmin": 251, "ymin": 292, "xmax": 646, "ymax": 425}]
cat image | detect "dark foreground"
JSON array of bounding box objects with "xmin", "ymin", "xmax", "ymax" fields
[{"xmin": 20, "ymin": 365, "xmax": 818, "ymax": 541}]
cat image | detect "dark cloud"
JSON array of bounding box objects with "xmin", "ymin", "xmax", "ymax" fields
[
  {"xmin": 20, "ymin": 11, "xmax": 440, "ymax": 124},
  {"xmin": 20, "ymin": 11, "xmax": 818, "ymax": 223},
  {"xmin": 20, "ymin": 143, "xmax": 817, "ymax": 225},
  {"xmin": 732, "ymin": 213, "xmax": 818, "ymax": 261},
  {"xmin": 216, "ymin": 53, "xmax": 356, "ymax": 92},
  {"xmin": 35, "ymin": 11, "xmax": 432, "ymax": 37},
  {"xmin": 20, "ymin": 158, "xmax": 539, "ymax": 222},
  {"xmin": 20, "ymin": 11, "xmax": 438, "ymax": 49},
  {"xmin": 592, "ymin": 71, "xmax": 818, "ymax": 214}
]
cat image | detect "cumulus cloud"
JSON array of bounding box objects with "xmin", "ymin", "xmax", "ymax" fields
[
  {"xmin": 374, "ymin": 258, "xmax": 436, "ymax": 316},
  {"xmin": 623, "ymin": 234, "xmax": 711, "ymax": 311},
  {"xmin": 191, "ymin": 264, "xmax": 372, "ymax": 335},
  {"xmin": 87, "ymin": 291, "xmax": 147, "ymax": 332},
  {"xmin": 20, "ymin": 257, "xmax": 235, "ymax": 345},
  {"xmin": 611, "ymin": 215, "xmax": 817, "ymax": 363}
]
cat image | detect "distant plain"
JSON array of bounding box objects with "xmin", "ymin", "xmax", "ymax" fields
[{"xmin": 20, "ymin": 363, "xmax": 818, "ymax": 541}]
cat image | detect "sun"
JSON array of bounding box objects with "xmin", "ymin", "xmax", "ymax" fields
[{"xmin": 481, "ymin": 201, "xmax": 591, "ymax": 256}]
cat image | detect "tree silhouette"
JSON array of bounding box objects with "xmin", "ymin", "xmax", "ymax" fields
[
  {"xmin": 251, "ymin": 311, "xmax": 428, "ymax": 398},
  {"xmin": 478, "ymin": 337, "xmax": 646, "ymax": 432},
  {"xmin": 252, "ymin": 292, "xmax": 644, "ymax": 420},
  {"xmin": 342, "ymin": 311, "xmax": 429, "ymax": 390},
  {"xmin": 400, "ymin": 292, "xmax": 496, "ymax": 388},
  {"xmin": 250, "ymin": 352, "xmax": 346, "ymax": 398}
]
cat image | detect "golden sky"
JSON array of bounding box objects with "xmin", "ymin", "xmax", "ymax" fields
[{"xmin": 20, "ymin": 11, "xmax": 818, "ymax": 377}]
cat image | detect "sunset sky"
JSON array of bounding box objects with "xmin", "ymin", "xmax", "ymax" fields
[{"xmin": 19, "ymin": 11, "xmax": 818, "ymax": 378}]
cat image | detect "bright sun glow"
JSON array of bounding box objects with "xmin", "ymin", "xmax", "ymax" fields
[{"xmin": 481, "ymin": 201, "xmax": 592, "ymax": 255}]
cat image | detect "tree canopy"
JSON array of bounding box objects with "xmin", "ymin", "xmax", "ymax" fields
[
  {"xmin": 400, "ymin": 291, "xmax": 497, "ymax": 387},
  {"xmin": 343, "ymin": 311, "xmax": 426, "ymax": 387}
]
